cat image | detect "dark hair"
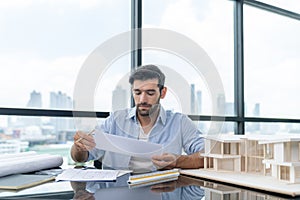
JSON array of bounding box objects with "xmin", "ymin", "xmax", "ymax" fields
[{"xmin": 129, "ymin": 65, "xmax": 165, "ymax": 90}]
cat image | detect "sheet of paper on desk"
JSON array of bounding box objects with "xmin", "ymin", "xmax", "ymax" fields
[
  {"xmin": 93, "ymin": 130, "xmax": 163, "ymax": 158},
  {"xmin": 55, "ymin": 168, "xmax": 119, "ymax": 182}
]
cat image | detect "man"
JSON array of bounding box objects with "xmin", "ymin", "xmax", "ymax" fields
[{"xmin": 71, "ymin": 64, "xmax": 204, "ymax": 173}]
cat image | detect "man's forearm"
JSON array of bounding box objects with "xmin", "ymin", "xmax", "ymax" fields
[
  {"xmin": 176, "ymin": 152, "xmax": 203, "ymax": 169},
  {"xmin": 71, "ymin": 145, "xmax": 89, "ymax": 163}
]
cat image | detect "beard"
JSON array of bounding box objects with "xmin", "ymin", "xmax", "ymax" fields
[{"xmin": 137, "ymin": 103, "xmax": 160, "ymax": 117}]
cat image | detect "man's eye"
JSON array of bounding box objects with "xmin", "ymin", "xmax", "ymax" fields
[
  {"xmin": 146, "ymin": 91, "xmax": 155, "ymax": 96},
  {"xmin": 133, "ymin": 91, "xmax": 141, "ymax": 95}
]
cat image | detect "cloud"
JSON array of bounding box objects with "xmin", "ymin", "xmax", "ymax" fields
[
  {"xmin": 0, "ymin": 0, "xmax": 120, "ymax": 10},
  {"xmin": 79, "ymin": 0, "xmax": 116, "ymax": 10},
  {"xmin": 0, "ymin": 52, "xmax": 85, "ymax": 108},
  {"xmin": 145, "ymin": 0, "xmax": 234, "ymax": 102},
  {"xmin": 260, "ymin": 0, "xmax": 300, "ymax": 13},
  {"xmin": 0, "ymin": 0, "xmax": 34, "ymax": 8},
  {"xmin": 144, "ymin": 0, "xmax": 300, "ymax": 118}
]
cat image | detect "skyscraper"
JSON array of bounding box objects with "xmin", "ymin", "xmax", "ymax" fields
[
  {"xmin": 196, "ymin": 90, "xmax": 202, "ymax": 114},
  {"xmin": 190, "ymin": 84, "xmax": 196, "ymax": 114},
  {"xmin": 253, "ymin": 103, "xmax": 260, "ymax": 117},
  {"xmin": 50, "ymin": 91, "xmax": 73, "ymax": 109},
  {"xmin": 24, "ymin": 90, "xmax": 42, "ymax": 126},
  {"xmin": 252, "ymin": 103, "xmax": 260, "ymax": 131},
  {"xmin": 217, "ymin": 94, "xmax": 226, "ymax": 115},
  {"xmin": 27, "ymin": 90, "xmax": 42, "ymax": 108},
  {"xmin": 50, "ymin": 91, "xmax": 74, "ymax": 131}
]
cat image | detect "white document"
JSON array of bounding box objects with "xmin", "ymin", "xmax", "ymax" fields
[
  {"xmin": 93, "ymin": 130, "xmax": 163, "ymax": 158},
  {"xmin": 55, "ymin": 168, "xmax": 119, "ymax": 182}
]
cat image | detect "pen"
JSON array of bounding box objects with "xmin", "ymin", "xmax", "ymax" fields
[{"xmin": 76, "ymin": 129, "xmax": 95, "ymax": 143}]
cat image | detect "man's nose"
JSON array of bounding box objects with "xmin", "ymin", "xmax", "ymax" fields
[{"xmin": 139, "ymin": 92, "xmax": 148, "ymax": 102}]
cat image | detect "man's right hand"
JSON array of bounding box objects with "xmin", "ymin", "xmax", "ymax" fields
[
  {"xmin": 71, "ymin": 131, "xmax": 96, "ymax": 163},
  {"xmin": 73, "ymin": 131, "xmax": 96, "ymax": 151}
]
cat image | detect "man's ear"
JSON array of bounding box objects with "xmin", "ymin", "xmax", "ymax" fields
[{"xmin": 160, "ymin": 87, "xmax": 167, "ymax": 99}]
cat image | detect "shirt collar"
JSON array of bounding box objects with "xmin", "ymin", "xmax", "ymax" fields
[
  {"xmin": 127, "ymin": 105, "xmax": 167, "ymax": 125},
  {"xmin": 128, "ymin": 107, "xmax": 137, "ymax": 122}
]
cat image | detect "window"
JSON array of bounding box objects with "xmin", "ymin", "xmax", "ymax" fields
[
  {"xmin": 143, "ymin": 0, "xmax": 234, "ymax": 116},
  {"xmin": 299, "ymin": 143, "xmax": 300, "ymax": 161},
  {"xmin": 0, "ymin": 0, "xmax": 130, "ymax": 164},
  {"xmin": 296, "ymin": 167, "xmax": 300, "ymax": 178},
  {"xmin": 0, "ymin": 0, "xmax": 300, "ymax": 165},
  {"xmin": 265, "ymin": 143, "xmax": 274, "ymax": 159},
  {"xmin": 224, "ymin": 143, "xmax": 231, "ymax": 154},
  {"xmin": 280, "ymin": 166, "xmax": 290, "ymax": 181},
  {"xmin": 244, "ymin": 5, "xmax": 300, "ymax": 119},
  {"xmin": 0, "ymin": 0, "xmax": 130, "ymax": 110},
  {"xmin": 246, "ymin": 122, "xmax": 300, "ymax": 134}
]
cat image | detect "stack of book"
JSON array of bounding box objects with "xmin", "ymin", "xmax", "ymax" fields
[{"xmin": 127, "ymin": 169, "xmax": 180, "ymax": 188}]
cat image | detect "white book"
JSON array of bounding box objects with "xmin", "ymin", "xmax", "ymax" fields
[{"xmin": 127, "ymin": 169, "xmax": 180, "ymax": 188}]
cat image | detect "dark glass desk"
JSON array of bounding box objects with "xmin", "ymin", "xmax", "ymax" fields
[{"xmin": 0, "ymin": 174, "xmax": 299, "ymax": 200}]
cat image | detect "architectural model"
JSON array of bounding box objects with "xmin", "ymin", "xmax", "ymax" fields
[
  {"xmin": 181, "ymin": 134, "xmax": 300, "ymax": 196},
  {"xmin": 201, "ymin": 134, "xmax": 300, "ymax": 183}
]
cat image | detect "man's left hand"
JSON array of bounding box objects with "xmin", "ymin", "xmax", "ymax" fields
[{"xmin": 152, "ymin": 153, "xmax": 178, "ymax": 169}]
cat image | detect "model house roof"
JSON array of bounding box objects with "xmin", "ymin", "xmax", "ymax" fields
[
  {"xmin": 204, "ymin": 134, "xmax": 242, "ymax": 143},
  {"xmin": 204, "ymin": 134, "xmax": 300, "ymax": 144}
]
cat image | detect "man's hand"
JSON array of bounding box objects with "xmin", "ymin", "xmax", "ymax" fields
[
  {"xmin": 71, "ymin": 131, "xmax": 96, "ymax": 163},
  {"xmin": 152, "ymin": 153, "xmax": 179, "ymax": 170},
  {"xmin": 152, "ymin": 152, "xmax": 204, "ymax": 169},
  {"xmin": 73, "ymin": 131, "xmax": 96, "ymax": 151}
]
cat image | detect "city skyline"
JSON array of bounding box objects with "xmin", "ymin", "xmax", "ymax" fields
[
  {"xmin": 0, "ymin": 85, "xmax": 299, "ymax": 146},
  {"xmin": 23, "ymin": 85, "xmax": 261, "ymax": 117},
  {"xmin": 0, "ymin": 86, "xmax": 270, "ymax": 132}
]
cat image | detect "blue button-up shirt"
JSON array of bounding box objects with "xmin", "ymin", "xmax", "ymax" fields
[{"xmin": 88, "ymin": 106, "xmax": 204, "ymax": 170}]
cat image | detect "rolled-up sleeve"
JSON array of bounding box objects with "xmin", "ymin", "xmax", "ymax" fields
[{"xmin": 181, "ymin": 115, "xmax": 204, "ymax": 154}]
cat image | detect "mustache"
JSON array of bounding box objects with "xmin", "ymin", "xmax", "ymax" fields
[{"xmin": 137, "ymin": 103, "xmax": 152, "ymax": 107}]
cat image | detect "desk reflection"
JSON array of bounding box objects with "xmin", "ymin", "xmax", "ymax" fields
[
  {"xmin": 70, "ymin": 175, "xmax": 298, "ymax": 200},
  {"xmin": 71, "ymin": 175, "xmax": 204, "ymax": 200}
]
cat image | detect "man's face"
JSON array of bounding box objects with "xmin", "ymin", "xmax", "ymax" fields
[{"xmin": 132, "ymin": 79, "xmax": 164, "ymax": 117}]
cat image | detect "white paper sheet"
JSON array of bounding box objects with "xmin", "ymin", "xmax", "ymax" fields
[
  {"xmin": 55, "ymin": 168, "xmax": 119, "ymax": 182},
  {"xmin": 93, "ymin": 130, "xmax": 163, "ymax": 158}
]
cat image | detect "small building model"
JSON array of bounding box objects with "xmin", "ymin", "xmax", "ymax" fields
[
  {"xmin": 259, "ymin": 136, "xmax": 300, "ymax": 183},
  {"xmin": 201, "ymin": 134, "xmax": 300, "ymax": 183}
]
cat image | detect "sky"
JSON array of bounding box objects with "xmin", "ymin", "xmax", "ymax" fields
[{"xmin": 0, "ymin": 0, "xmax": 299, "ymax": 119}]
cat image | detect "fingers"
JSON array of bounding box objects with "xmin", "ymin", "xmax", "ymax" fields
[
  {"xmin": 74, "ymin": 131, "xmax": 96, "ymax": 151},
  {"xmin": 152, "ymin": 153, "xmax": 178, "ymax": 170}
]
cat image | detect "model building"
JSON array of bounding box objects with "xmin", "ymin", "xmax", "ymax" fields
[{"xmin": 201, "ymin": 134, "xmax": 300, "ymax": 183}]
